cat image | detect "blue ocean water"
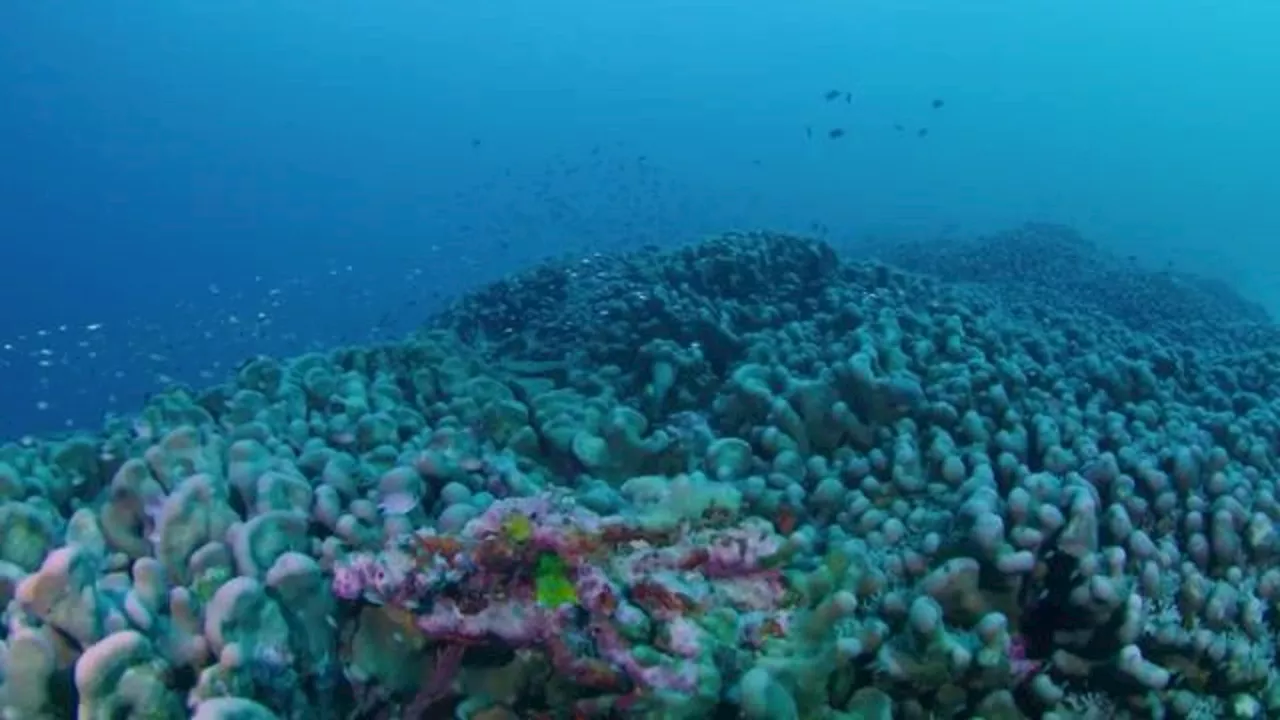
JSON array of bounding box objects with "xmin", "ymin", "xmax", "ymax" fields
[{"xmin": 1, "ymin": 0, "xmax": 1277, "ymax": 442}]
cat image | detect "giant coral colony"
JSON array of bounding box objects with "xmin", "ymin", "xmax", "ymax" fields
[{"xmin": 1, "ymin": 226, "xmax": 1280, "ymax": 719}]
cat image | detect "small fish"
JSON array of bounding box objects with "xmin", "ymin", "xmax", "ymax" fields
[
  {"xmin": 379, "ymin": 491, "xmax": 419, "ymax": 516},
  {"xmin": 132, "ymin": 418, "xmax": 155, "ymax": 441},
  {"xmin": 893, "ymin": 123, "xmax": 905, "ymax": 132},
  {"xmin": 502, "ymin": 513, "xmax": 534, "ymax": 543},
  {"xmin": 917, "ymin": 128, "xmax": 929, "ymax": 138},
  {"xmin": 823, "ymin": 89, "xmax": 841, "ymax": 101},
  {"xmin": 931, "ymin": 98, "xmax": 945, "ymax": 109},
  {"xmin": 534, "ymin": 553, "xmax": 578, "ymax": 607},
  {"xmin": 844, "ymin": 91, "xmax": 852, "ymax": 104},
  {"xmin": 805, "ymin": 125, "xmax": 813, "ymax": 139},
  {"xmin": 828, "ymin": 128, "xmax": 845, "ymax": 139},
  {"xmin": 775, "ymin": 506, "xmax": 799, "ymax": 534}
]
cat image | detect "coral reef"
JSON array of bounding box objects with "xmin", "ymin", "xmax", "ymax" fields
[{"xmin": 1, "ymin": 227, "xmax": 1279, "ymax": 719}]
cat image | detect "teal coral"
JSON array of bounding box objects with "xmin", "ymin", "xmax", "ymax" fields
[{"xmin": 1, "ymin": 230, "xmax": 1280, "ymax": 718}]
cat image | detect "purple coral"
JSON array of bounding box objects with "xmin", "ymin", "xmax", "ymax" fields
[
  {"xmin": 416, "ymin": 598, "xmax": 553, "ymax": 646},
  {"xmin": 331, "ymin": 555, "xmax": 373, "ymax": 600},
  {"xmin": 326, "ymin": 489, "xmax": 793, "ymax": 714}
]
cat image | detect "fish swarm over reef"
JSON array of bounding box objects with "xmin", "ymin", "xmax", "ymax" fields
[{"xmin": 3, "ymin": 225, "xmax": 1280, "ymax": 720}]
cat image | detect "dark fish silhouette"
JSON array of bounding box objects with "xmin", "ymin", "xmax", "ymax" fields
[
  {"xmin": 931, "ymin": 98, "xmax": 945, "ymax": 109},
  {"xmin": 806, "ymin": 126, "xmax": 813, "ymax": 139},
  {"xmin": 917, "ymin": 128, "xmax": 929, "ymax": 138},
  {"xmin": 828, "ymin": 128, "xmax": 846, "ymax": 139},
  {"xmin": 893, "ymin": 123, "xmax": 905, "ymax": 132},
  {"xmin": 823, "ymin": 90, "xmax": 842, "ymax": 101},
  {"xmin": 844, "ymin": 92, "xmax": 852, "ymax": 103}
]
